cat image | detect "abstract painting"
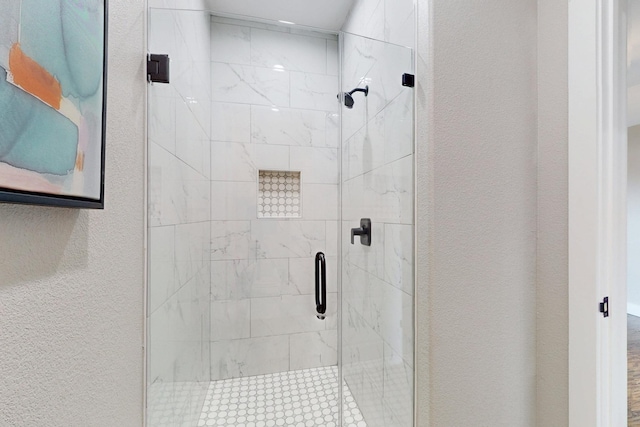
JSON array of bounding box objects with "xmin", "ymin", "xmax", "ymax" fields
[{"xmin": 0, "ymin": 0, "xmax": 107, "ymax": 208}]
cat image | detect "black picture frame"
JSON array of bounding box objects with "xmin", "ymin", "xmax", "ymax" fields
[{"xmin": 0, "ymin": 1, "xmax": 109, "ymax": 209}]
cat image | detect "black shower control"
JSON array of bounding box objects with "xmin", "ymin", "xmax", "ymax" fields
[{"xmin": 351, "ymin": 218, "xmax": 372, "ymax": 246}]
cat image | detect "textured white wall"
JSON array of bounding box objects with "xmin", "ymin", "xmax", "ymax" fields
[
  {"xmin": 629, "ymin": 126, "xmax": 640, "ymax": 313},
  {"xmin": 417, "ymin": 0, "xmax": 538, "ymax": 425},
  {"xmin": 0, "ymin": 1, "xmax": 146, "ymax": 426},
  {"xmin": 536, "ymin": 0, "xmax": 569, "ymax": 425}
]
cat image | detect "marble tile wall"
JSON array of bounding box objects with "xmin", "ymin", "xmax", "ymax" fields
[
  {"xmin": 340, "ymin": 32, "xmax": 415, "ymax": 427},
  {"xmin": 148, "ymin": 8, "xmax": 212, "ymax": 427},
  {"xmin": 209, "ymin": 16, "xmax": 340, "ymax": 381},
  {"xmin": 342, "ymin": 0, "xmax": 416, "ymax": 49}
]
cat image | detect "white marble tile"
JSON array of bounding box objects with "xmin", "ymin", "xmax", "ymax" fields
[
  {"xmin": 289, "ymin": 330, "xmax": 338, "ymax": 370},
  {"xmin": 290, "ymin": 72, "xmax": 339, "ymax": 112},
  {"xmin": 342, "ymin": 303, "xmax": 385, "ymax": 394},
  {"xmin": 149, "ymin": 226, "xmax": 176, "ymax": 313},
  {"xmin": 149, "ymin": 338, "xmax": 210, "ymax": 384},
  {"xmin": 211, "ymin": 22, "xmax": 251, "ymax": 65},
  {"xmin": 149, "ymin": 9, "xmax": 180, "ymax": 60},
  {"xmin": 248, "ymin": 258, "xmax": 290, "ymax": 298},
  {"xmin": 367, "ymin": 43, "xmax": 414, "ymax": 119},
  {"xmin": 210, "ymin": 336, "xmax": 290, "ymax": 380},
  {"xmin": 345, "ymin": 155, "xmax": 413, "ymax": 225},
  {"xmin": 343, "ymin": 108, "xmax": 386, "ymax": 180},
  {"xmin": 210, "ymin": 299, "xmax": 251, "ymax": 341},
  {"xmin": 302, "ymin": 184, "xmax": 338, "ymax": 220},
  {"xmin": 210, "ymin": 142, "xmax": 290, "ymax": 182},
  {"xmin": 211, "ymin": 258, "xmax": 290, "ymax": 300},
  {"xmin": 172, "ymin": 60, "xmax": 211, "ymax": 105},
  {"xmin": 211, "ymin": 260, "xmax": 252, "ymax": 301},
  {"xmin": 211, "ymin": 63, "xmax": 290, "ymax": 107},
  {"xmin": 175, "ymin": 131, "xmax": 210, "ymax": 180},
  {"xmin": 250, "ymin": 294, "xmax": 331, "ymax": 337},
  {"xmin": 174, "ymin": 10, "xmax": 211, "ymax": 62},
  {"xmin": 150, "ymin": 277, "xmax": 207, "ymax": 344},
  {"xmin": 211, "ymin": 221, "xmax": 253, "ymax": 260},
  {"xmin": 326, "ymin": 112, "xmax": 340, "ymax": 148},
  {"xmin": 342, "ymin": 0, "xmax": 386, "ymax": 42},
  {"xmin": 175, "ymin": 97, "xmax": 208, "ymax": 144},
  {"xmin": 290, "ymin": 147, "xmax": 339, "ymax": 184},
  {"xmin": 342, "ymin": 34, "xmax": 379, "ymax": 94},
  {"xmin": 384, "ymin": 0, "xmax": 416, "ymax": 48},
  {"xmin": 325, "ymin": 220, "xmax": 339, "ymax": 257},
  {"xmin": 383, "ymin": 344, "xmax": 414, "ymax": 427},
  {"xmin": 148, "ymin": 142, "xmax": 210, "ymax": 227},
  {"xmin": 380, "ymin": 282, "xmax": 413, "ymax": 364},
  {"xmin": 251, "ymin": 106, "xmax": 328, "ymax": 147},
  {"xmin": 384, "ymin": 224, "xmax": 414, "ymax": 295},
  {"xmin": 175, "ymin": 222, "xmax": 210, "ymax": 288},
  {"xmin": 211, "ymin": 102, "xmax": 251, "ymax": 143},
  {"xmin": 252, "ymin": 220, "xmax": 326, "ymax": 259},
  {"xmin": 250, "ymin": 28, "xmax": 327, "ymax": 73},
  {"xmin": 327, "ymin": 40, "xmax": 339, "ymax": 77},
  {"xmin": 359, "ymin": 372, "xmax": 385, "ymax": 427},
  {"xmin": 288, "ymin": 256, "xmax": 338, "ymax": 296},
  {"xmin": 148, "ymin": 93, "xmax": 175, "ymax": 155},
  {"xmin": 384, "ymin": 89, "xmax": 414, "ymax": 165},
  {"xmin": 210, "ymin": 181, "xmax": 258, "ymax": 220}
]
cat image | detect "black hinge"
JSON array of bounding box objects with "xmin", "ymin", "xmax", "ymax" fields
[
  {"xmin": 147, "ymin": 54, "xmax": 170, "ymax": 84},
  {"xmin": 599, "ymin": 296, "xmax": 609, "ymax": 317},
  {"xmin": 402, "ymin": 73, "xmax": 415, "ymax": 88}
]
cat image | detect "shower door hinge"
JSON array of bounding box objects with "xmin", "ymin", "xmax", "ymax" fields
[
  {"xmin": 147, "ymin": 54, "xmax": 170, "ymax": 84},
  {"xmin": 599, "ymin": 296, "xmax": 609, "ymax": 318},
  {"xmin": 402, "ymin": 73, "xmax": 415, "ymax": 88}
]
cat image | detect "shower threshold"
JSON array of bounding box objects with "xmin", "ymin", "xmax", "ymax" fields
[{"xmin": 198, "ymin": 366, "xmax": 367, "ymax": 427}]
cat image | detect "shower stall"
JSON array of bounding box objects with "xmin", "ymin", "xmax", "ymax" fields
[{"xmin": 146, "ymin": 3, "xmax": 415, "ymax": 426}]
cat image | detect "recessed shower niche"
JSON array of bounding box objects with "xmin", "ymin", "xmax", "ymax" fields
[
  {"xmin": 258, "ymin": 171, "xmax": 302, "ymax": 218},
  {"xmin": 146, "ymin": 2, "xmax": 416, "ymax": 426}
]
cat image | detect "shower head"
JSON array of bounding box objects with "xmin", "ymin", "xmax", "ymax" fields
[{"xmin": 337, "ymin": 85, "xmax": 369, "ymax": 109}]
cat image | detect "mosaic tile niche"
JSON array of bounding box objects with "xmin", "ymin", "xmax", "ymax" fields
[{"xmin": 258, "ymin": 170, "xmax": 301, "ymax": 219}]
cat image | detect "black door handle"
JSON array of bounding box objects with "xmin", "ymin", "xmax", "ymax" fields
[
  {"xmin": 351, "ymin": 218, "xmax": 372, "ymax": 246},
  {"xmin": 315, "ymin": 252, "xmax": 326, "ymax": 320}
]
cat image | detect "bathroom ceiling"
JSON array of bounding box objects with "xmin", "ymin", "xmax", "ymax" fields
[{"xmin": 205, "ymin": 0, "xmax": 354, "ymax": 31}]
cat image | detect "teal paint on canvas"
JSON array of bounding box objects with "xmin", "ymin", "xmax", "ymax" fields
[
  {"xmin": 0, "ymin": 68, "xmax": 78, "ymax": 176},
  {"xmin": 20, "ymin": 0, "xmax": 104, "ymax": 101}
]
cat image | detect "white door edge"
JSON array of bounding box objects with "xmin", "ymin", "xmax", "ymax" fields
[{"xmin": 568, "ymin": 0, "xmax": 627, "ymax": 426}]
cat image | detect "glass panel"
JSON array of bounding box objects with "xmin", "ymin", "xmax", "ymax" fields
[
  {"xmin": 340, "ymin": 32, "xmax": 415, "ymax": 427},
  {"xmin": 147, "ymin": 9, "xmax": 343, "ymax": 426},
  {"xmin": 147, "ymin": 7, "xmax": 212, "ymax": 427}
]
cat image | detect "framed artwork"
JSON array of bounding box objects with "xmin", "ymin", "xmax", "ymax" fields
[{"xmin": 0, "ymin": 0, "xmax": 108, "ymax": 209}]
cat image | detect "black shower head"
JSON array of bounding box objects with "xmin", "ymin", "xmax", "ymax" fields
[
  {"xmin": 337, "ymin": 85, "xmax": 369, "ymax": 109},
  {"xmin": 343, "ymin": 92, "xmax": 355, "ymax": 108}
]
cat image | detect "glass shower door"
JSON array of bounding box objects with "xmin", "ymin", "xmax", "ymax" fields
[{"xmin": 340, "ymin": 32, "xmax": 415, "ymax": 427}]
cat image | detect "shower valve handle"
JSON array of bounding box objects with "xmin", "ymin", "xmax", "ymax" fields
[{"xmin": 351, "ymin": 218, "xmax": 372, "ymax": 246}]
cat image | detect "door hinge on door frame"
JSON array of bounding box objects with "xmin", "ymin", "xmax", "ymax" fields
[{"xmin": 599, "ymin": 296, "xmax": 609, "ymax": 317}]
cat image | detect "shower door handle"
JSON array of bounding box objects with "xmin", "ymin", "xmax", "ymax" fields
[{"xmin": 315, "ymin": 252, "xmax": 326, "ymax": 320}]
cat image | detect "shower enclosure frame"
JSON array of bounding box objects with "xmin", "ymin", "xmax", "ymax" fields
[{"xmin": 144, "ymin": 5, "xmax": 419, "ymax": 426}]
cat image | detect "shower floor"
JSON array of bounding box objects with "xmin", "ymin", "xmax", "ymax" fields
[{"xmin": 198, "ymin": 366, "xmax": 367, "ymax": 427}]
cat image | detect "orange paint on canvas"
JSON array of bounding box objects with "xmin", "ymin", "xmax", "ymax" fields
[
  {"xmin": 75, "ymin": 151, "xmax": 85, "ymax": 172},
  {"xmin": 9, "ymin": 43, "xmax": 62, "ymax": 110}
]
